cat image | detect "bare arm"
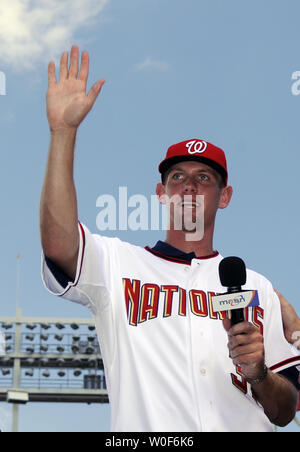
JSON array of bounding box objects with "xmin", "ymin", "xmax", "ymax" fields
[
  {"xmin": 223, "ymin": 319, "xmax": 298, "ymax": 427},
  {"xmin": 274, "ymin": 289, "xmax": 300, "ymax": 351},
  {"xmin": 250, "ymin": 369, "xmax": 298, "ymax": 427},
  {"xmin": 40, "ymin": 46, "xmax": 105, "ymax": 279}
]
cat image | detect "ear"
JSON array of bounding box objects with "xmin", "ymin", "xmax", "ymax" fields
[
  {"xmin": 156, "ymin": 183, "xmax": 167, "ymax": 205},
  {"xmin": 218, "ymin": 185, "xmax": 233, "ymax": 209}
]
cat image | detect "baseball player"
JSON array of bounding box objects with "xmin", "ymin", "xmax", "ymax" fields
[{"xmin": 40, "ymin": 46, "xmax": 300, "ymax": 432}]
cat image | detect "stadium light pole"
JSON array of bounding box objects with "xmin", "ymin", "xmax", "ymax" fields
[
  {"xmin": 12, "ymin": 253, "xmax": 21, "ymax": 432},
  {"xmin": 0, "ymin": 310, "xmax": 107, "ymax": 432}
]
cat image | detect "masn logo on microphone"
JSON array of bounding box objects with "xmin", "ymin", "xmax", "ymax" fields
[
  {"xmin": 212, "ymin": 290, "xmax": 260, "ymax": 313},
  {"xmin": 219, "ymin": 294, "xmax": 245, "ymax": 307}
]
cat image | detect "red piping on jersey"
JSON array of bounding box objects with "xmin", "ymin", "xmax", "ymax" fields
[
  {"xmin": 197, "ymin": 252, "xmax": 220, "ymax": 260},
  {"xmin": 145, "ymin": 246, "xmax": 219, "ymax": 265},
  {"xmin": 77, "ymin": 222, "xmax": 86, "ymax": 283},
  {"xmin": 270, "ymin": 356, "xmax": 300, "ymax": 372},
  {"xmin": 59, "ymin": 221, "xmax": 86, "ymax": 296}
]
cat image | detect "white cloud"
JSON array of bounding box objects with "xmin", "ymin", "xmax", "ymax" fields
[
  {"xmin": 134, "ymin": 57, "xmax": 170, "ymax": 72},
  {"xmin": 0, "ymin": 0, "xmax": 109, "ymax": 71}
]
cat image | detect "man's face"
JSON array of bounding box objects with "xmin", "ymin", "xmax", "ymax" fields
[{"xmin": 156, "ymin": 161, "xmax": 232, "ymax": 237}]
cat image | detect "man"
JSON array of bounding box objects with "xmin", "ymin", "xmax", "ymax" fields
[{"xmin": 40, "ymin": 46, "xmax": 300, "ymax": 432}]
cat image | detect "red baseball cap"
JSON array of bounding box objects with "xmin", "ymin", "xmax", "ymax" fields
[{"xmin": 159, "ymin": 139, "xmax": 228, "ymax": 185}]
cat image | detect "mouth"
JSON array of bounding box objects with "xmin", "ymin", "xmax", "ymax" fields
[{"xmin": 179, "ymin": 201, "xmax": 200, "ymax": 209}]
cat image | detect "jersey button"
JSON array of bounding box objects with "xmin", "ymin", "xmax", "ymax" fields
[{"xmin": 200, "ymin": 368, "xmax": 207, "ymax": 376}]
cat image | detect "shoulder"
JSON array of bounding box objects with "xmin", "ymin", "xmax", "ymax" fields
[
  {"xmin": 246, "ymin": 267, "xmax": 273, "ymax": 290},
  {"xmin": 90, "ymin": 230, "xmax": 147, "ymax": 256},
  {"xmin": 245, "ymin": 267, "xmax": 278, "ymax": 311}
]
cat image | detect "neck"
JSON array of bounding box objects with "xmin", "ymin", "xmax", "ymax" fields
[{"xmin": 165, "ymin": 227, "xmax": 215, "ymax": 258}]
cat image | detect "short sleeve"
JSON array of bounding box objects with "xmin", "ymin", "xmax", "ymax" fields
[
  {"xmin": 41, "ymin": 222, "xmax": 115, "ymax": 314},
  {"xmin": 262, "ymin": 281, "xmax": 300, "ymax": 377}
]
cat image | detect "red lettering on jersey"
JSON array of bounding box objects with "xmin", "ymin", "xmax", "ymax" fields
[
  {"xmin": 123, "ymin": 278, "xmax": 141, "ymax": 327},
  {"xmin": 252, "ymin": 306, "xmax": 264, "ymax": 335},
  {"xmin": 139, "ymin": 284, "xmax": 160, "ymax": 323},
  {"xmin": 161, "ymin": 285, "xmax": 178, "ymax": 317},
  {"xmin": 231, "ymin": 365, "xmax": 248, "ymax": 395},
  {"xmin": 207, "ymin": 291, "xmax": 218, "ymax": 319},
  {"xmin": 190, "ymin": 290, "xmax": 208, "ymax": 317},
  {"xmin": 179, "ymin": 288, "xmax": 186, "ymax": 316},
  {"xmin": 244, "ymin": 308, "xmax": 249, "ymax": 322}
]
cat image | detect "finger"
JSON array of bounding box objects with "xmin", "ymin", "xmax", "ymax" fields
[
  {"xmin": 48, "ymin": 61, "xmax": 57, "ymax": 86},
  {"xmin": 230, "ymin": 343, "xmax": 261, "ymax": 360},
  {"xmin": 222, "ymin": 318, "xmax": 232, "ymax": 333},
  {"xmin": 228, "ymin": 321, "xmax": 257, "ymax": 337},
  {"xmin": 233, "ymin": 351, "xmax": 264, "ymax": 367},
  {"xmin": 69, "ymin": 45, "xmax": 79, "ymax": 79},
  {"xmin": 228, "ymin": 335, "xmax": 247, "ymax": 351},
  {"xmin": 87, "ymin": 79, "xmax": 106, "ymax": 105},
  {"xmin": 78, "ymin": 51, "xmax": 89, "ymax": 84},
  {"xmin": 59, "ymin": 51, "xmax": 69, "ymax": 81},
  {"xmin": 232, "ymin": 354, "xmax": 256, "ymax": 367},
  {"xmin": 229, "ymin": 329, "xmax": 262, "ymax": 348}
]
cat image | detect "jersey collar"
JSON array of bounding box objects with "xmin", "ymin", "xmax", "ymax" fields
[{"xmin": 145, "ymin": 241, "xmax": 219, "ymax": 265}]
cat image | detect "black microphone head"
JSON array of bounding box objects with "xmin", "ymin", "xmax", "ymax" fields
[{"xmin": 219, "ymin": 256, "xmax": 247, "ymax": 288}]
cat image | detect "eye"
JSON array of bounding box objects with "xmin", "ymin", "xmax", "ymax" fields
[
  {"xmin": 172, "ymin": 172, "xmax": 184, "ymax": 181},
  {"xmin": 198, "ymin": 173, "xmax": 209, "ymax": 182}
]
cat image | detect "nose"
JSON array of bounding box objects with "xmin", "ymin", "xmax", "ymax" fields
[{"xmin": 183, "ymin": 176, "xmax": 197, "ymax": 194}]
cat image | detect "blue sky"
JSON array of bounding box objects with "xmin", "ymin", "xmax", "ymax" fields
[{"xmin": 0, "ymin": 0, "xmax": 299, "ymax": 432}]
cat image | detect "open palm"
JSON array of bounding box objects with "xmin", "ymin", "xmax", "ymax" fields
[{"xmin": 47, "ymin": 46, "xmax": 105, "ymax": 132}]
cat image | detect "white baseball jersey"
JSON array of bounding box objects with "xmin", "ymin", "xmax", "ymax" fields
[{"xmin": 42, "ymin": 222, "xmax": 300, "ymax": 432}]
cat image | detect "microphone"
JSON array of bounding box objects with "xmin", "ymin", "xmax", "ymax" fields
[{"xmin": 219, "ymin": 257, "xmax": 247, "ymax": 325}]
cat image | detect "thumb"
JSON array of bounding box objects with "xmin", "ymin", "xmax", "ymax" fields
[
  {"xmin": 222, "ymin": 317, "xmax": 232, "ymax": 333},
  {"xmin": 87, "ymin": 79, "xmax": 106, "ymax": 105}
]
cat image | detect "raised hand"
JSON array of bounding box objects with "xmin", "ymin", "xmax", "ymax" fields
[{"xmin": 46, "ymin": 45, "xmax": 105, "ymax": 132}]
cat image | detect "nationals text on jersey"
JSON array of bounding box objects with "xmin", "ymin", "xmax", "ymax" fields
[{"xmin": 123, "ymin": 278, "xmax": 264, "ymax": 330}]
